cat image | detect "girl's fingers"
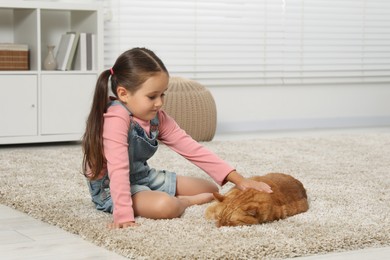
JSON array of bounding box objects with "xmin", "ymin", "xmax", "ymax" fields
[{"xmin": 107, "ymin": 221, "xmax": 140, "ymax": 229}]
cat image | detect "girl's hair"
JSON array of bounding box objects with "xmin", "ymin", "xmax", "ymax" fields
[{"xmin": 82, "ymin": 47, "xmax": 168, "ymax": 180}]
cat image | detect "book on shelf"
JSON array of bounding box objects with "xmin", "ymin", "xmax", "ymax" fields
[
  {"xmin": 91, "ymin": 33, "xmax": 96, "ymax": 70},
  {"xmin": 86, "ymin": 33, "xmax": 96, "ymax": 71},
  {"xmin": 65, "ymin": 32, "xmax": 80, "ymax": 71},
  {"xmin": 74, "ymin": 32, "xmax": 87, "ymax": 71},
  {"xmin": 74, "ymin": 32, "xmax": 95, "ymax": 71},
  {"xmin": 55, "ymin": 33, "xmax": 75, "ymax": 71}
]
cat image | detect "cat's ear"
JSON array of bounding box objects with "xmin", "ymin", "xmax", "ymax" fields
[{"xmin": 213, "ymin": 192, "xmax": 226, "ymax": 202}]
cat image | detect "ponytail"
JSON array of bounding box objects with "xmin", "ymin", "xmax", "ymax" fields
[{"xmin": 82, "ymin": 69, "xmax": 111, "ymax": 180}]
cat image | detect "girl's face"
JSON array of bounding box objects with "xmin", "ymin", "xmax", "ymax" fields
[{"xmin": 122, "ymin": 72, "xmax": 169, "ymax": 121}]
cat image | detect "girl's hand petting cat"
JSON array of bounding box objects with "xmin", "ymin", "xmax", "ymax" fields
[
  {"xmin": 226, "ymin": 170, "xmax": 273, "ymax": 193},
  {"xmin": 237, "ymin": 178, "xmax": 273, "ymax": 193},
  {"xmin": 108, "ymin": 221, "xmax": 140, "ymax": 229}
]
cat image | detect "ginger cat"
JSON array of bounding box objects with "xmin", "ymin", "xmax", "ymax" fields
[{"xmin": 205, "ymin": 173, "xmax": 309, "ymax": 227}]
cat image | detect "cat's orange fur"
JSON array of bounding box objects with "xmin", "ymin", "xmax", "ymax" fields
[{"xmin": 205, "ymin": 173, "xmax": 309, "ymax": 227}]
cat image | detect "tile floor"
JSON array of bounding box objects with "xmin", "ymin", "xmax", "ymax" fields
[
  {"xmin": 1, "ymin": 126, "xmax": 389, "ymax": 259},
  {"xmin": 0, "ymin": 205, "xmax": 126, "ymax": 260}
]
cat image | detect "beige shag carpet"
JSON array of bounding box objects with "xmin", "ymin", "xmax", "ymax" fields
[{"xmin": 1, "ymin": 133, "xmax": 389, "ymax": 259}]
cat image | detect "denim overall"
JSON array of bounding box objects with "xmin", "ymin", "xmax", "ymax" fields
[{"xmin": 87, "ymin": 100, "xmax": 176, "ymax": 213}]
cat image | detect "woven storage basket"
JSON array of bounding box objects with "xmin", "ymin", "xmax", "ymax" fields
[{"xmin": 162, "ymin": 77, "xmax": 217, "ymax": 141}]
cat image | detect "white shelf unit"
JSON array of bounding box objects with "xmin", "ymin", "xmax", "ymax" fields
[{"xmin": 0, "ymin": 1, "xmax": 103, "ymax": 145}]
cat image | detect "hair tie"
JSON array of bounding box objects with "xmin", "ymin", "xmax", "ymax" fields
[{"xmin": 110, "ymin": 67, "xmax": 114, "ymax": 75}]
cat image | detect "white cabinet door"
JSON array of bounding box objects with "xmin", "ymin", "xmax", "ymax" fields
[
  {"xmin": 0, "ymin": 75, "xmax": 37, "ymax": 137},
  {"xmin": 41, "ymin": 74, "xmax": 95, "ymax": 135}
]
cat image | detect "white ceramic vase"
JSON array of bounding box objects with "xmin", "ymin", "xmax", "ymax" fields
[{"xmin": 43, "ymin": 45, "xmax": 57, "ymax": 70}]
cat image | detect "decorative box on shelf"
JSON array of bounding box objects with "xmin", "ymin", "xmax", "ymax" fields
[{"xmin": 0, "ymin": 43, "xmax": 29, "ymax": 70}]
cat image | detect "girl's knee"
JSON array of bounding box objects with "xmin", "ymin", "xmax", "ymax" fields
[
  {"xmin": 153, "ymin": 194, "xmax": 183, "ymax": 219},
  {"xmin": 202, "ymin": 180, "xmax": 218, "ymax": 193},
  {"xmin": 133, "ymin": 191, "xmax": 185, "ymax": 219},
  {"xmin": 209, "ymin": 182, "xmax": 219, "ymax": 193}
]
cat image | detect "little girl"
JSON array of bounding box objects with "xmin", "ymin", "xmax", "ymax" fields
[{"xmin": 82, "ymin": 47, "xmax": 272, "ymax": 229}]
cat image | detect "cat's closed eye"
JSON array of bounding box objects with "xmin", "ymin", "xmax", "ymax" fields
[{"xmin": 246, "ymin": 208, "xmax": 257, "ymax": 217}]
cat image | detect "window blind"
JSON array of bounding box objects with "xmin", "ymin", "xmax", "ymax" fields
[{"xmin": 103, "ymin": 0, "xmax": 390, "ymax": 87}]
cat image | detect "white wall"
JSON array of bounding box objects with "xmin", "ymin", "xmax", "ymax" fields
[{"xmin": 209, "ymin": 83, "xmax": 390, "ymax": 133}]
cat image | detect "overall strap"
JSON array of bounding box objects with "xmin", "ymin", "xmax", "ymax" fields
[
  {"xmin": 108, "ymin": 100, "xmax": 132, "ymax": 115},
  {"xmin": 108, "ymin": 99, "xmax": 159, "ymax": 134}
]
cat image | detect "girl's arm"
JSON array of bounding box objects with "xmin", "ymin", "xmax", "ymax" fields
[
  {"xmin": 158, "ymin": 110, "xmax": 233, "ymax": 185},
  {"xmin": 103, "ymin": 105, "xmax": 136, "ymax": 224},
  {"xmin": 158, "ymin": 110, "xmax": 272, "ymax": 193}
]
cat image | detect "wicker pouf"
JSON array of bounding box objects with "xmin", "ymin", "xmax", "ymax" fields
[{"xmin": 162, "ymin": 77, "xmax": 217, "ymax": 141}]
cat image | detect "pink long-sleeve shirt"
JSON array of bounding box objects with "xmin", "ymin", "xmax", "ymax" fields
[{"xmin": 100, "ymin": 104, "xmax": 234, "ymax": 224}]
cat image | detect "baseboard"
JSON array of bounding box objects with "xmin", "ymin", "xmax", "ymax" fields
[{"xmin": 216, "ymin": 116, "xmax": 390, "ymax": 134}]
